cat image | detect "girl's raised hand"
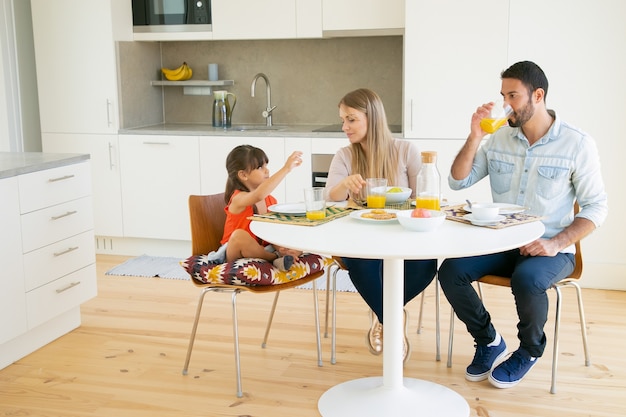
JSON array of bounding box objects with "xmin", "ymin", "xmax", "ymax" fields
[{"xmin": 285, "ymin": 151, "xmax": 304, "ymax": 171}]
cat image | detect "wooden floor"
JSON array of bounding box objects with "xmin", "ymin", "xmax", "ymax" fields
[{"xmin": 1, "ymin": 254, "xmax": 625, "ymax": 416}]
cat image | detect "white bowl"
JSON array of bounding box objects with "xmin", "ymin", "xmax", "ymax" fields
[
  {"xmin": 471, "ymin": 203, "xmax": 500, "ymax": 221},
  {"xmin": 396, "ymin": 209, "xmax": 446, "ymax": 232},
  {"xmin": 385, "ymin": 186, "xmax": 412, "ymax": 204}
]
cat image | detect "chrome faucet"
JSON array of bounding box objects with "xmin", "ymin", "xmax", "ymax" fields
[{"xmin": 250, "ymin": 73, "xmax": 276, "ymax": 126}]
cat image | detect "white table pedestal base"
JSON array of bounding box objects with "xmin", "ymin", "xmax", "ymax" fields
[{"xmin": 318, "ymin": 376, "xmax": 469, "ymax": 416}]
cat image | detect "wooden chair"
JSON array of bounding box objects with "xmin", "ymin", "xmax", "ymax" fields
[
  {"xmin": 181, "ymin": 193, "xmax": 326, "ymax": 397},
  {"xmin": 445, "ymin": 203, "xmax": 590, "ymax": 393}
]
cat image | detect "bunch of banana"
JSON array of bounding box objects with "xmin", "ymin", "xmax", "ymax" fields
[{"xmin": 161, "ymin": 62, "xmax": 193, "ymax": 81}]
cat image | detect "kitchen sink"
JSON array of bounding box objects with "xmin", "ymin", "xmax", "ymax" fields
[{"xmin": 230, "ymin": 125, "xmax": 286, "ymax": 132}]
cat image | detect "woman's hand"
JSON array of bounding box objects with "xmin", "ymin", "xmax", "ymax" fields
[{"xmin": 342, "ymin": 174, "xmax": 366, "ymax": 195}]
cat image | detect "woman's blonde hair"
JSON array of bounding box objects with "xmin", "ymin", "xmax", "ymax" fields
[{"xmin": 339, "ymin": 88, "xmax": 398, "ymax": 184}]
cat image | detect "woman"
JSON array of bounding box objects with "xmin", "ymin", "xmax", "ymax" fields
[{"xmin": 325, "ymin": 88, "xmax": 437, "ymax": 363}]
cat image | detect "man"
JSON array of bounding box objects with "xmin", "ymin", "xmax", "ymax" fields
[{"xmin": 438, "ymin": 61, "xmax": 608, "ymax": 388}]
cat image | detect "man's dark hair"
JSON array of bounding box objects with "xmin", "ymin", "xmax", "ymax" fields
[{"xmin": 501, "ymin": 61, "xmax": 549, "ymax": 101}]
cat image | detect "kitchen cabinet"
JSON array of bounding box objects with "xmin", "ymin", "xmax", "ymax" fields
[
  {"xmin": 119, "ymin": 135, "xmax": 201, "ymax": 241},
  {"xmin": 199, "ymin": 136, "xmax": 286, "ymax": 202},
  {"xmin": 322, "ymin": 0, "xmax": 404, "ymax": 33},
  {"xmin": 42, "ymin": 133, "xmax": 123, "ymax": 237},
  {"xmin": 1, "ymin": 156, "xmax": 96, "ymax": 370},
  {"xmin": 31, "ymin": 0, "xmax": 130, "ymax": 134},
  {"xmin": 403, "ymin": 0, "xmax": 509, "ymax": 139},
  {"xmin": 0, "ymin": 177, "xmax": 27, "ymax": 345},
  {"xmin": 212, "ymin": 0, "xmax": 321, "ymax": 40},
  {"xmin": 284, "ymin": 137, "xmax": 312, "ymax": 202}
]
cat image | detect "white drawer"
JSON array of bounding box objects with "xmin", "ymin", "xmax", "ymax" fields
[
  {"xmin": 26, "ymin": 263, "xmax": 97, "ymax": 330},
  {"xmin": 21, "ymin": 197, "xmax": 94, "ymax": 253},
  {"xmin": 23, "ymin": 231, "xmax": 96, "ymax": 292},
  {"xmin": 18, "ymin": 161, "xmax": 91, "ymax": 214}
]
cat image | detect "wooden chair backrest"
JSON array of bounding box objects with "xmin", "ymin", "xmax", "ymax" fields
[
  {"xmin": 189, "ymin": 194, "xmax": 227, "ymax": 256},
  {"xmin": 479, "ymin": 201, "xmax": 583, "ymax": 286}
]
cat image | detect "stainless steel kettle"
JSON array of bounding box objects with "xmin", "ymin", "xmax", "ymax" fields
[{"xmin": 212, "ymin": 90, "xmax": 237, "ymax": 128}]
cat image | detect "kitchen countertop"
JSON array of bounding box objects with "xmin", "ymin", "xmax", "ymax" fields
[
  {"xmin": 0, "ymin": 152, "xmax": 89, "ymax": 179},
  {"xmin": 119, "ymin": 123, "xmax": 349, "ymax": 138}
]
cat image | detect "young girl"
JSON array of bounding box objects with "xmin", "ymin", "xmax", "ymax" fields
[{"xmin": 221, "ymin": 144, "xmax": 303, "ymax": 271}]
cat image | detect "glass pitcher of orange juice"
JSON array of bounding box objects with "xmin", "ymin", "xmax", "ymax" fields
[{"xmin": 416, "ymin": 151, "xmax": 441, "ymax": 210}]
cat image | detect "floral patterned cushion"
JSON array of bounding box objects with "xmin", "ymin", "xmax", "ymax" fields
[{"xmin": 181, "ymin": 253, "xmax": 333, "ymax": 286}]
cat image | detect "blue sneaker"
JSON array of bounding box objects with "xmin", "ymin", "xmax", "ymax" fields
[
  {"xmin": 465, "ymin": 337, "xmax": 508, "ymax": 382},
  {"xmin": 489, "ymin": 348, "xmax": 538, "ymax": 388}
]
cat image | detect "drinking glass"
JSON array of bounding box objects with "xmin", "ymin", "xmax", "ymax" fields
[
  {"xmin": 480, "ymin": 99, "xmax": 513, "ymax": 133},
  {"xmin": 304, "ymin": 187, "xmax": 326, "ymax": 220},
  {"xmin": 366, "ymin": 178, "xmax": 387, "ymax": 209}
]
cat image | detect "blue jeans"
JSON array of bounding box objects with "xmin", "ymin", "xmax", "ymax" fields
[
  {"xmin": 341, "ymin": 257, "xmax": 437, "ymax": 324},
  {"xmin": 438, "ymin": 249, "xmax": 575, "ymax": 357}
]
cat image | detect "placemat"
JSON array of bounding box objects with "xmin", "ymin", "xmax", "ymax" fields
[
  {"xmin": 348, "ymin": 198, "xmax": 414, "ymax": 210},
  {"xmin": 249, "ymin": 206, "xmax": 353, "ymax": 226},
  {"xmin": 443, "ymin": 204, "xmax": 543, "ymax": 229}
]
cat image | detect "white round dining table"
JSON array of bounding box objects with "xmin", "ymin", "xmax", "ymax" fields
[{"xmin": 251, "ymin": 213, "xmax": 545, "ymax": 417}]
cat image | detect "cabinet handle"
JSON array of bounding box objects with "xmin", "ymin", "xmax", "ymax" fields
[
  {"xmin": 106, "ymin": 99, "xmax": 113, "ymax": 127},
  {"xmin": 51, "ymin": 210, "xmax": 78, "ymax": 221},
  {"xmin": 48, "ymin": 174, "xmax": 75, "ymax": 183},
  {"xmin": 56, "ymin": 281, "xmax": 81, "ymax": 294},
  {"xmin": 53, "ymin": 246, "xmax": 79, "ymax": 257},
  {"xmin": 142, "ymin": 141, "xmax": 170, "ymax": 145},
  {"xmin": 108, "ymin": 142, "xmax": 115, "ymax": 170}
]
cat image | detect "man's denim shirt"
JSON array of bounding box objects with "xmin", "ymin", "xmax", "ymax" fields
[{"xmin": 449, "ymin": 111, "xmax": 608, "ymax": 253}]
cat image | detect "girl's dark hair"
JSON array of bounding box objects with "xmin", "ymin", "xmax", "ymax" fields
[
  {"xmin": 501, "ymin": 61, "xmax": 549, "ymax": 102},
  {"xmin": 224, "ymin": 145, "xmax": 269, "ymax": 203}
]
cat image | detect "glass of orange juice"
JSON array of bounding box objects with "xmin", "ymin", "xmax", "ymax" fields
[
  {"xmin": 480, "ymin": 100, "xmax": 513, "ymax": 134},
  {"xmin": 366, "ymin": 178, "xmax": 387, "ymax": 209},
  {"xmin": 304, "ymin": 187, "xmax": 326, "ymax": 220}
]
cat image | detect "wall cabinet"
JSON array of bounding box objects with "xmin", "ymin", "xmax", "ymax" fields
[
  {"xmin": 212, "ymin": 0, "xmax": 321, "ymax": 40},
  {"xmin": 322, "ymin": 0, "xmax": 404, "ymax": 33},
  {"xmin": 42, "ymin": 133, "xmax": 123, "ymax": 237},
  {"xmin": 31, "ymin": 0, "xmax": 127, "ymax": 134},
  {"xmin": 119, "ymin": 135, "xmax": 201, "ymax": 241},
  {"xmin": 403, "ymin": 0, "xmax": 509, "ymax": 139},
  {"xmin": 199, "ymin": 136, "xmax": 286, "ymax": 202}
]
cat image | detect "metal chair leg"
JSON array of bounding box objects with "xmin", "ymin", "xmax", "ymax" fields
[
  {"xmin": 261, "ymin": 292, "xmax": 281, "ymax": 348},
  {"xmin": 324, "ymin": 266, "xmax": 333, "ymax": 338},
  {"xmin": 551, "ymin": 285, "xmax": 562, "ymax": 394},
  {"xmin": 230, "ymin": 290, "xmax": 244, "ymax": 398},
  {"xmin": 312, "ymin": 279, "xmax": 323, "ymax": 367},
  {"xmin": 182, "ymin": 287, "xmax": 214, "ymax": 376},
  {"xmin": 417, "ymin": 291, "xmax": 425, "ymax": 334},
  {"xmin": 331, "ymin": 267, "xmax": 338, "ymax": 365}
]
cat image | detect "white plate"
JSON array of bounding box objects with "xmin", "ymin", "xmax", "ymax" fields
[
  {"xmin": 350, "ymin": 209, "xmax": 399, "ymax": 223},
  {"xmin": 463, "ymin": 213, "xmax": 505, "ymax": 226},
  {"xmin": 268, "ymin": 202, "xmax": 306, "ymax": 216},
  {"xmin": 464, "ymin": 203, "xmax": 527, "ymax": 215}
]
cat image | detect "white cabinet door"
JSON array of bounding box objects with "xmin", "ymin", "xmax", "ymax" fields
[
  {"xmin": 403, "ymin": 0, "xmax": 509, "ymax": 139},
  {"xmin": 42, "ymin": 133, "xmax": 123, "ymax": 237},
  {"xmin": 212, "ymin": 0, "xmax": 297, "ymax": 39},
  {"xmin": 119, "ymin": 135, "xmax": 201, "ymax": 241},
  {"xmin": 0, "ymin": 178, "xmax": 27, "ymax": 344},
  {"xmin": 285, "ymin": 137, "xmax": 312, "ymax": 203},
  {"xmin": 31, "ymin": 0, "xmax": 119, "ymax": 134},
  {"xmin": 199, "ymin": 137, "xmax": 286, "ymax": 202},
  {"xmin": 323, "ymin": 0, "xmax": 404, "ymax": 32}
]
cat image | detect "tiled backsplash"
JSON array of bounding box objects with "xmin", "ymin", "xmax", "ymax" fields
[{"xmin": 117, "ymin": 36, "xmax": 402, "ymax": 129}]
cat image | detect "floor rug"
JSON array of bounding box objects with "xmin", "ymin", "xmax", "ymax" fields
[{"xmin": 105, "ymin": 255, "xmax": 357, "ymax": 292}]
